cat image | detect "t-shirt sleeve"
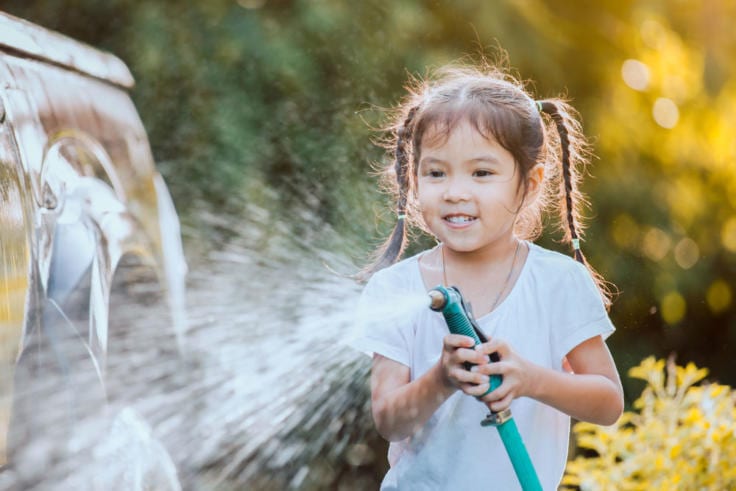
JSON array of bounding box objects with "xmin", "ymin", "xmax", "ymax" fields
[
  {"xmin": 550, "ymin": 261, "xmax": 615, "ymax": 365},
  {"xmin": 346, "ymin": 269, "xmax": 415, "ymax": 368}
]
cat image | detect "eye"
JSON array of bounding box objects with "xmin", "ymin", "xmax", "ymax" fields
[
  {"xmin": 423, "ymin": 169, "xmax": 445, "ymax": 178},
  {"xmin": 473, "ymin": 169, "xmax": 495, "ymax": 177}
]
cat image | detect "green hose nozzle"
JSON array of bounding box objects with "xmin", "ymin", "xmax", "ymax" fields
[
  {"xmin": 428, "ymin": 285, "xmax": 542, "ymax": 491},
  {"xmin": 428, "ymin": 286, "xmax": 501, "ymax": 395}
]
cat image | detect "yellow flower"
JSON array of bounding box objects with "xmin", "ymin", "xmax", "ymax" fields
[{"xmin": 564, "ymin": 357, "xmax": 736, "ymax": 490}]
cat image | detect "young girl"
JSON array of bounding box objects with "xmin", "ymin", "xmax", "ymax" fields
[{"xmin": 352, "ymin": 63, "xmax": 624, "ymax": 490}]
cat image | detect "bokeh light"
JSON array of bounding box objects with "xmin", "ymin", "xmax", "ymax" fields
[
  {"xmin": 641, "ymin": 227, "xmax": 671, "ymax": 262},
  {"xmin": 661, "ymin": 291, "xmax": 686, "ymax": 325},
  {"xmin": 653, "ymin": 97, "xmax": 679, "ymax": 129},
  {"xmin": 621, "ymin": 59, "xmax": 650, "ymax": 91},
  {"xmin": 722, "ymin": 217, "xmax": 736, "ymax": 252},
  {"xmin": 673, "ymin": 237, "xmax": 699, "ymax": 269},
  {"xmin": 707, "ymin": 280, "xmax": 732, "ymax": 314}
]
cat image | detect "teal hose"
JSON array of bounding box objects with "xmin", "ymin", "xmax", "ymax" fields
[
  {"xmin": 497, "ymin": 418, "xmax": 541, "ymax": 490},
  {"xmin": 429, "ymin": 285, "xmax": 543, "ymax": 491}
]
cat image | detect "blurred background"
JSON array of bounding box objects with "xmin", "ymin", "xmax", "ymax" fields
[{"xmin": 3, "ymin": 0, "xmax": 735, "ymax": 488}]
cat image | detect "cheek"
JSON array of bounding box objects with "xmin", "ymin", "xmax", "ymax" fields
[
  {"xmin": 417, "ymin": 196, "xmax": 433, "ymax": 218},
  {"xmin": 481, "ymin": 183, "xmax": 525, "ymax": 215},
  {"xmin": 415, "ymin": 183, "xmax": 433, "ymax": 208},
  {"xmin": 506, "ymin": 176, "xmax": 527, "ymax": 205}
]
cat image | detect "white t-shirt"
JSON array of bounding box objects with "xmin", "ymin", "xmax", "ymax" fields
[{"xmin": 350, "ymin": 241, "xmax": 615, "ymax": 491}]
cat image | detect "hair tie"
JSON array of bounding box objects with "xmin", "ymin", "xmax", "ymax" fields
[
  {"xmin": 397, "ymin": 213, "xmax": 407, "ymax": 220},
  {"xmin": 571, "ymin": 238, "xmax": 581, "ymax": 251},
  {"xmin": 535, "ymin": 100, "xmax": 543, "ymax": 113}
]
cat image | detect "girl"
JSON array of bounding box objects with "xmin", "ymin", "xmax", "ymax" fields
[{"xmin": 352, "ymin": 63, "xmax": 624, "ymax": 490}]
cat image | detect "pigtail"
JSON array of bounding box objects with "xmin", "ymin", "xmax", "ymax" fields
[
  {"xmin": 538, "ymin": 101, "xmax": 585, "ymax": 263},
  {"xmin": 539, "ymin": 100, "xmax": 614, "ymax": 308},
  {"xmin": 359, "ymin": 106, "xmax": 419, "ymax": 280}
]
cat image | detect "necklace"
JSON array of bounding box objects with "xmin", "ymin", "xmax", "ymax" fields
[{"xmin": 441, "ymin": 239, "xmax": 522, "ymax": 314}]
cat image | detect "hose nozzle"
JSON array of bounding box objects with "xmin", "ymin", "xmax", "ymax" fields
[{"xmin": 428, "ymin": 288, "xmax": 448, "ymax": 311}]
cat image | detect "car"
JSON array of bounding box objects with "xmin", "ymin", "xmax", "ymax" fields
[{"xmin": 0, "ymin": 10, "xmax": 187, "ymax": 489}]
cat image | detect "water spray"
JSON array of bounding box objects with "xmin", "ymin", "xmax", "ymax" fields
[{"xmin": 428, "ymin": 285, "xmax": 542, "ymax": 491}]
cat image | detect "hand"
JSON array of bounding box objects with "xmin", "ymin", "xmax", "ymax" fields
[
  {"xmin": 438, "ymin": 334, "xmax": 491, "ymax": 393},
  {"xmin": 470, "ymin": 338, "xmax": 536, "ymax": 413}
]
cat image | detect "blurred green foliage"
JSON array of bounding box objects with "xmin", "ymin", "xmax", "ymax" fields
[{"xmin": 5, "ymin": 0, "xmax": 736, "ymax": 396}]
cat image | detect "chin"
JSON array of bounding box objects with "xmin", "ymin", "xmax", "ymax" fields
[{"xmin": 440, "ymin": 241, "xmax": 481, "ymax": 253}]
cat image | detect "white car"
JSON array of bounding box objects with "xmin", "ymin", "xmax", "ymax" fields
[{"xmin": 0, "ymin": 11, "xmax": 187, "ymax": 489}]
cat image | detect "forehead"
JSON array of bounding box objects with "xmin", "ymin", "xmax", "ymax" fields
[
  {"xmin": 419, "ymin": 120, "xmax": 514, "ymax": 164},
  {"xmin": 422, "ymin": 119, "xmax": 487, "ymax": 146}
]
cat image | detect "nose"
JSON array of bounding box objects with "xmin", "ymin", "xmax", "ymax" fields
[{"xmin": 442, "ymin": 176, "xmax": 471, "ymax": 202}]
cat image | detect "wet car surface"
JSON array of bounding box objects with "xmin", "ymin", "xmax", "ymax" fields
[{"xmin": 0, "ymin": 10, "xmax": 186, "ymax": 489}]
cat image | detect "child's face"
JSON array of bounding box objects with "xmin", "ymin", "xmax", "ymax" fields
[{"xmin": 416, "ymin": 121, "xmax": 527, "ymax": 255}]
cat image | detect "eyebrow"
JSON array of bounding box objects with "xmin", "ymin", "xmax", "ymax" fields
[
  {"xmin": 419, "ymin": 156, "xmax": 502, "ymax": 166},
  {"xmin": 418, "ymin": 157, "xmax": 445, "ymax": 167},
  {"xmin": 468, "ymin": 155, "xmax": 502, "ymax": 165}
]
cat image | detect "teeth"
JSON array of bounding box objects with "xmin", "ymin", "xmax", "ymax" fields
[{"xmin": 446, "ymin": 216, "xmax": 476, "ymax": 223}]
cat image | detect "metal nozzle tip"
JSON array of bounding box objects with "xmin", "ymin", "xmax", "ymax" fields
[{"xmin": 428, "ymin": 289, "xmax": 446, "ymax": 311}]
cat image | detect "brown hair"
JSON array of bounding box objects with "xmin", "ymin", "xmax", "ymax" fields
[{"xmin": 364, "ymin": 63, "xmax": 612, "ymax": 307}]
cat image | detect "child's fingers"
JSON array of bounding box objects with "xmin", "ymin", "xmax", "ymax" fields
[
  {"xmin": 442, "ymin": 334, "xmax": 487, "ymax": 365},
  {"xmin": 462, "ymin": 381, "xmax": 491, "ymax": 397},
  {"xmin": 464, "ymin": 367, "xmax": 493, "ymax": 386},
  {"xmin": 443, "ymin": 334, "xmax": 476, "ymax": 350},
  {"xmin": 450, "ymin": 366, "xmax": 487, "ymax": 386},
  {"xmin": 479, "ymin": 379, "xmax": 510, "ymax": 402},
  {"xmin": 454, "ymin": 348, "xmax": 489, "ymax": 366},
  {"xmin": 473, "ymin": 360, "xmax": 508, "ymax": 376},
  {"xmin": 448, "ymin": 367, "xmax": 468, "ymax": 385},
  {"xmin": 486, "ymin": 391, "xmax": 514, "ymax": 413},
  {"xmin": 475, "ymin": 338, "xmax": 508, "ymax": 358},
  {"xmin": 441, "ymin": 335, "xmax": 488, "ymax": 369}
]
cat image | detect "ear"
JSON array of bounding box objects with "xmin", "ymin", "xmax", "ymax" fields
[{"xmin": 526, "ymin": 163, "xmax": 545, "ymax": 200}]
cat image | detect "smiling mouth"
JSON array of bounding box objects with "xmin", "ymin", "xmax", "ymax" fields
[{"xmin": 444, "ymin": 215, "xmax": 477, "ymax": 224}]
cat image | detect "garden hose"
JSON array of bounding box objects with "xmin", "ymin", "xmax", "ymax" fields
[{"xmin": 428, "ymin": 285, "xmax": 542, "ymax": 491}]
